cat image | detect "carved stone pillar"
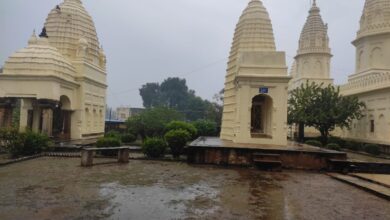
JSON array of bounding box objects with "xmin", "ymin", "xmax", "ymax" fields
[
  {"xmin": 41, "ymin": 108, "xmax": 53, "ymax": 136},
  {"xmin": 4, "ymin": 108, "xmax": 13, "ymax": 128}
]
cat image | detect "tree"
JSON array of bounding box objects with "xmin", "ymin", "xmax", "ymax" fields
[
  {"xmin": 160, "ymin": 77, "xmax": 189, "ymax": 109},
  {"xmin": 126, "ymin": 107, "xmax": 183, "ymax": 140},
  {"xmin": 288, "ymin": 82, "xmax": 365, "ymax": 145},
  {"xmin": 139, "ymin": 83, "xmax": 162, "ymax": 108},
  {"xmin": 138, "ymin": 77, "xmax": 223, "ymax": 126},
  {"xmin": 288, "ymin": 82, "xmax": 321, "ymax": 142}
]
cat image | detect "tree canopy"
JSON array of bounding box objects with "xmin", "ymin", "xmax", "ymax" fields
[
  {"xmin": 139, "ymin": 77, "xmax": 222, "ymax": 125},
  {"xmin": 288, "ymin": 82, "xmax": 365, "ymax": 144}
]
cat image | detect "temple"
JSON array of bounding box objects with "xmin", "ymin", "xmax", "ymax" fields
[
  {"xmin": 0, "ymin": 0, "xmax": 107, "ymax": 141},
  {"xmin": 338, "ymin": 0, "xmax": 390, "ymax": 146},
  {"xmin": 289, "ymin": 0, "xmax": 333, "ymax": 90},
  {"xmin": 220, "ymin": 0, "xmax": 291, "ymax": 146}
]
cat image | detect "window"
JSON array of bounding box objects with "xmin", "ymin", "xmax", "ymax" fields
[{"xmin": 370, "ymin": 120, "xmax": 375, "ymax": 133}]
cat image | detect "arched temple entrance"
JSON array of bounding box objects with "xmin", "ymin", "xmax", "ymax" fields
[
  {"xmin": 251, "ymin": 95, "xmax": 273, "ymax": 137},
  {"xmin": 52, "ymin": 96, "xmax": 72, "ymax": 141}
]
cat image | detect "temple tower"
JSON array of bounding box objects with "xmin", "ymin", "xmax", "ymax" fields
[
  {"xmin": 290, "ymin": 0, "xmax": 333, "ymax": 90},
  {"xmin": 220, "ymin": 0, "xmax": 291, "ymax": 146},
  {"xmin": 339, "ymin": 0, "xmax": 390, "ymax": 145}
]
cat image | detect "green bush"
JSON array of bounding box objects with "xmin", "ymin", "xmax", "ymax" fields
[
  {"xmin": 192, "ymin": 120, "xmax": 218, "ymax": 137},
  {"xmin": 328, "ymin": 137, "xmax": 346, "ymax": 147},
  {"xmin": 165, "ymin": 129, "xmax": 191, "ymax": 158},
  {"xmin": 96, "ymin": 137, "xmax": 122, "ymax": 156},
  {"xmin": 105, "ymin": 131, "xmax": 121, "ymax": 140},
  {"xmin": 142, "ymin": 137, "xmax": 167, "ymax": 158},
  {"xmin": 305, "ymin": 140, "xmax": 323, "ymax": 147},
  {"xmin": 326, "ymin": 143, "xmax": 341, "ymax": 151},
  {"xmin": 4, "ymin": 130, "xmax": 51, "ymax": 158},
  {"xmin": 165, "ymin": 121, "xmax": 197, "ymax": 140},
  {"xmin": 345, "ymin": 141, "xmax": 364, "ymax": 151},
  {"xmin": 364, "ymin": 144, "xmax": 381, "ymax": 155},
  {"xmin": 121, "ymin": 133, "xmax": 137, "ymax": 143}
]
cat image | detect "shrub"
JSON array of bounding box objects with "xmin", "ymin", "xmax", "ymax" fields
[
  {"xmin": 305, "ymin": 140, "xmax": 323, "ymax": 147},
  {"xmin": 96, "ymin": 137, "xmax": 121, "ymax": 156},
  {"xmin": 126, "ymin": 107, "xmax": 184, "ymax": 140},
  {"xmin": 165, "ymin": 121, "xmax": 197, "ymax": 140},
  {"xmin": 121, "ymin": 133, "xmax": 137, "ymax": 143},
  {"xmin": 0, "ymin": 128, "xmax": 19, "ymax": 152},
  {"xmin": 105, "ymin": 131, "xmax": 121, "ymax": 140},
  {"xmin": 326, "ymin": 143, "xmax": 341, "ymax": 151},
  {"xmin": 328, "ymin": 136, "xmax": 346, "ymax": 147},
  {"xmin": 142, "ymin": 137, "xmax": 167, "ymax": 158},
  {"xmin": 5, "ymin": 130, "xmax": 51, "ymax": 158},
  {"xmin": 165, "ymin": 129, "xmax": 191, "ymax": 158},
  {"xmin": 364, "ymin": 144, "xmax": 381, "ymax": 155},
  {"xmin": 192, "ymin": 120, "xmax": 218, "ymax": 137}
]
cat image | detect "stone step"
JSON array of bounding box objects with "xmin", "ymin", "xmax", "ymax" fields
[
  {"xmin": 350, "ymin": 173, "xmax": 390, "ymax": 188},
  {"xmin": 328, "ymin": 173, "xmax": 390, "ymax": 201},
  {"xmin": 253, "ymin": 159, "xmax": 282, "ymax": 171}
]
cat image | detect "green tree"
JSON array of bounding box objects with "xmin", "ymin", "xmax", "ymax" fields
[
  {"xmin": 160, "ymin": 77, "xmax": 189, "ymax": 109},
  {"xmin": 126, "ymin": 107, "xmax": 183, "ymax": 140},
  {"xmin": 288, "ymin": 82, "xmax": 365, "ymax": 145},
  {"xmin": 139, "ymin": 83, "xmax": 162, "ymax": 108},
  {"xmin": 138, "ymin": 77, "xmax": 223, "ymax": 126},
  {"xmin": 288, "ymin": 82, "xmax": 321, "ymax": 142}
]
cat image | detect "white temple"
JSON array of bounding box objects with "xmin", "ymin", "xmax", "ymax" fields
[
  {"xmin": 220, "ymin": 0, "xmax": 291, "ymax": 146},
  {"xmin": 0, "ymin": 0, "xmax": 107, "ymax": 141},
  {"xmin": 289, "ymin": 0, "xmax": 333, "ymax": 90},
  {"xmin": 338, "ymin": 0, "xmax": 390, "ymax": 147}
]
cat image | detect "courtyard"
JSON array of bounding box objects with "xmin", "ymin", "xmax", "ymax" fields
[{"xmin": 0, "ymin": 158, "xmax": 389, "ymax": 220}]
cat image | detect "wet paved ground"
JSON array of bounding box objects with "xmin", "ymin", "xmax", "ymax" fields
[{"xmin": 0, "ymin": 158, "xmax": 389, "ymax": 220}]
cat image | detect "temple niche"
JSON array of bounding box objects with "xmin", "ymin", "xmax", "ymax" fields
[
  {"xmin": 220, "ymin": 0, "xmax": 291, "ymax": 146},
  {"xmin": 0, "ymin": 0, "xmax": 107, "ymax": 141}
]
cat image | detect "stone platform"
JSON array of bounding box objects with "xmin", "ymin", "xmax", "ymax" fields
[{"xmin": 187, "ymin": 137, "xmax": 347, "ymax": 170}]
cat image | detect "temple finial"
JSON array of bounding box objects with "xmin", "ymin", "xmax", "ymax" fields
[{"xmin": 313, "ymin": 0, "xmax": 317, "ymax": 6}]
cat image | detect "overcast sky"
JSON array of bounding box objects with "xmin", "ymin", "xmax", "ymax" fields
[{"xmin": 0, "ymin": 0, "xmax": 365, "ymax": 108}]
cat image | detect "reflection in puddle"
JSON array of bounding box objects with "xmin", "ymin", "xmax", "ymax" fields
[{"xmin": 100, "ymin": 181, "xmax": 220, "ymax": 219}]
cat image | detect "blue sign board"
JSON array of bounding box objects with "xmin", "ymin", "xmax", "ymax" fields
[{"xmin": 259, "ymin": 87, "xmax": 269, "ymax": 94}]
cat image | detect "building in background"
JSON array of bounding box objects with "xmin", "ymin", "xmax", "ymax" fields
[
  {"xmin": 220, "ymin": 0, "xmax": 291, "ymax": 146},
  {"xmin": 0, "ymin": 0, "xmax": 107, "ymax": 141}
]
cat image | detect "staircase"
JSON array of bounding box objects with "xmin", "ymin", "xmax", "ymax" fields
[
  {"xmin": 328, "ymin": 173, "xmax": 390, "ymax": 200},
  {"xmin": 252, "ymin": 153, "xmax": 282, "ymax": 171}
]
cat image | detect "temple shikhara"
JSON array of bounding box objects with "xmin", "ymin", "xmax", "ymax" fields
[
  {"xmin": 0, "ymin": 0, "xmax": 107, "ymax": 141},
  {"xmin": 338, "ymin": 0, "xmax": 390, "ymax": 146}
]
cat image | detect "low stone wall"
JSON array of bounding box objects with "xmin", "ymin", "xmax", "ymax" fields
[{"xmin": 187, "ymin": 147, "xmax": 347, "ymax": 170}]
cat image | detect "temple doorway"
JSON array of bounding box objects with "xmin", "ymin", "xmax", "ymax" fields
[
  {"xmin": 52, "ymin": 96, "xmax": 72, "ymax": 141},
  {"xmin": 251, "ymin": 95, "xmax": 273, "ymax": 137}
]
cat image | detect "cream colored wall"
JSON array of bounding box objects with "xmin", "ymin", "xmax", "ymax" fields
[
  {"xmin": 338, "ymin": 88, "xmax": 390, "ymax": 145},
  {"xmin": 354, "ymin": 34, "xmax": 390, "ymax": 74},
  {"xmin": 222, "ymin": 50, "xmax": 291, "ymax": 146}
]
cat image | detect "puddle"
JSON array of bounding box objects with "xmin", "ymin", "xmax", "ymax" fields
[{"xmin": 100, "ymin": 181, "xmax": 220, "ymax": 219}]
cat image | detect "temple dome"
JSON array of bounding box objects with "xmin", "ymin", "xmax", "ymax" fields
[
  {"xmin": 230, "ymin": 0, "xmax": 276, "ymax": 55},
  {"xmin": 3, "ymin": 34, "xmax": 76, "ymax": 81},
  {"xmin": 297, "ymin": 0, "xmax": 330, "ymax": 55},
  {"xmin": 43, "ymin": 0, "xmax": 101, "ymax": 64},
  {"xmin": 357, "ymin": 0, "xmax": 390, "ymax": 40}
]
